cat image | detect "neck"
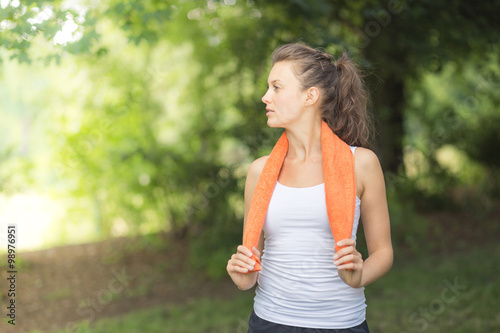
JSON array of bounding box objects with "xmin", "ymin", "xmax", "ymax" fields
[{"xmin": 284, "ymin": 116, "xmax": 323, "ymax": 162}]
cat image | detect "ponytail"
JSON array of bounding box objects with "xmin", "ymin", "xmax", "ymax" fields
[{"xmin": 325, "ymin": 51, "xmax": 371, "ymax": 147}]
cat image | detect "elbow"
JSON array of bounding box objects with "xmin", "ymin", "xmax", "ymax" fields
[
  {"xmin": 387, "ymin": 247, "xmax": 394, "ymax": 271},
  {"xmin": 381, "ymin": 243, "xmax": 394, "ymax": 266},
  {"xmin": 381, "ymin": 245, "xmax": 394, "ymax": 275},
  {"xmin": 373, "ymin": 246, "xmax": 394, "ymax": 274}
]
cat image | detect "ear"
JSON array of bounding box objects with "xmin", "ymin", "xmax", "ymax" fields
[{"xmin": 304, "ymin": 86, "xmax": 320, "ymax": 106}]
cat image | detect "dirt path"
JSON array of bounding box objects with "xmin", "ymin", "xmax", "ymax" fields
[{"xmin": 0, "ymin": 232, "xmax": 238, "ymax": 333}]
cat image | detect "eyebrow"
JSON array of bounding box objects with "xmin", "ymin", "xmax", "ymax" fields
[{"xmin": 268, "ymin": 79, "xmax": 282, "ymax": 85}]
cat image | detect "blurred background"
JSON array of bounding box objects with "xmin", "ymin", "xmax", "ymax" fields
[{"xmin": 0, "ymin": 0, "xmax": 499, "ymax": 332}]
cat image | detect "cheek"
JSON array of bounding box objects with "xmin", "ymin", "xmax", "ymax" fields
[
  {"xmin": 279, "ymin": 92, "xmax": 300, "ymax": 111},
  {"xmin": 275, "ymin": 92, "xmax": 290, "ymax": 107}
]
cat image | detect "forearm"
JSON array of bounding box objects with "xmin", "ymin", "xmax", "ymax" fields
[{"xmin": 360, "ymin": 247, "xmax": 393, "ymax": 287}]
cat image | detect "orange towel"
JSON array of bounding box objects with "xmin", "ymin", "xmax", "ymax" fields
[{"xmin": 243, "ymin": 120, "xmax": 356, "ymax": 272}]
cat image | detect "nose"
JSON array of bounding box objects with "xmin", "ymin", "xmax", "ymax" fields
[{"xmin": 262, "ymin": 89, "xmax": 271, "ymax": 104}]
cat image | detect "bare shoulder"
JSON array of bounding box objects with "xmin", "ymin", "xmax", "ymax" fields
[
  {"xmin": 354, "ymin": 148, "xmax": 385, "ymax": 198},
  {"xmin": 354, "ymin": 147, "xmax": 382, "ymax": 172},
  {"xmin": 247, "ymin": 155, "xmax": 269, "ymax": 181},
  {"xmin": 244, "ymin": 155, "xmax": 269, "ymax": 217}
]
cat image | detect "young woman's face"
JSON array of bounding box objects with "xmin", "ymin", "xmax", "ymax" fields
[{"xmin": 261, "ymin": 61, "xmax": 307, "ymax": 127}]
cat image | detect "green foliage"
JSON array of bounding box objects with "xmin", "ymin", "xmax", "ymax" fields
[
  {"xmin": 0, "ymin": 0, "xmax": 101, "ymax": 64},
  {"xmin": 386, "ymin": 184, "xmax": 430, "ymax": 256},
  {"xmin": 48, "ymin": 46, "xmax": 169, "ymax": 236},
  {"xmin": 0, "ymin": 145, "xmax": 34, "ymax": 193},
  {"xmin": 405, "ymin": 57, "xmax": 500, "ymax": 208}
]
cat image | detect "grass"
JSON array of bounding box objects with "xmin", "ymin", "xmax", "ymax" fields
[
  {"xmin": 44, "ymin": 242, "xmax": 499, "ymax": 333},
  {"xmin": 43, "ymin": 287, "xmax": 73, "ymax": 301},
  {"xmin": 48, "ymin": 294, "xmax": 254, "ymax": 333},
  {"xmin": 366, "ymin": 241, "xmax": 500, "ymax": 333}
]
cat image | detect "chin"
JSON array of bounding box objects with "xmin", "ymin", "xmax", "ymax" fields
[
  {"xmin": 266, "ymin": 118, "xmax": 287, "ymax": 129},
  {"xmin": 266, "ymin": 119, "xmax": 281, "ymax": 128}
]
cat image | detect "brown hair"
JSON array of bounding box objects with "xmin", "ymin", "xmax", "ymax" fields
[{"xmin": 271, "ymin": 43, "xmax": 372, "ymax": 147}]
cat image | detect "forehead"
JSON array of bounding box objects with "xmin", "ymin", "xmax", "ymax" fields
[{"xmin": 268, "ymin": 61, "xmax": 299, "ymax": 83}]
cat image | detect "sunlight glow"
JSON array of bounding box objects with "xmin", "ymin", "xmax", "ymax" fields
[
  {"xmin": 27, "ymin": 6, "xmax": 53, "ymax": 25},
  {"xmin": 0, "ymin": 20, "xmax": 16, "ymax": 31},
  {"xmin": 52, "ymin": 0, "xmax": 88, "ymax": 45},
  {"xmin": 0, "ymin": 0, "xmax": 10, "ymax": 9},
  {"xmin": 53, "ymin": 18, "xmax": 82, "ymax": 45},
  {"xmin": 0, "ymin": 192, "xmax": 64, "ymax": 252}
]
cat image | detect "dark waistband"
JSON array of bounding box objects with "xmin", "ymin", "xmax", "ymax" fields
[{"xmin": 248, "ymin": 310, "xmax": 370, "ymax": 333}]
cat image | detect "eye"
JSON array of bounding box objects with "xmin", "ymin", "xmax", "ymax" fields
[{"xmin": 265, "ymin": 84, "xmax": 280, "ymax": 92}]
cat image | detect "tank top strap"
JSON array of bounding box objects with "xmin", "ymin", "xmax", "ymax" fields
[{"xmin": 350, "ymin": 145, "xmax": 357, "ymax": 155}]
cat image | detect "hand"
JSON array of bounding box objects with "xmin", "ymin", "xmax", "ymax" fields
[
  {"xmin": 334, "ymin": 239, "xmax": 364, "ymax": 288},
  {"xmin": 227, "ymin": 245, "xmax": 261, "ymax": 290}
]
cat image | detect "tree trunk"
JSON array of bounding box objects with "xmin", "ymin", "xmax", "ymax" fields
[
  {"xmin": 370, "ymin": 74, "xmax": 405, "ymax": 175},
  {"xmin": 363, "ymin": 31, "xmax": 406, "ymax": 175}
]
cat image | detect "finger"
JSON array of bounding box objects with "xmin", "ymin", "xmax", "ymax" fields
[
  {"xmin": 336, "ymin": 261, "xmax": 357, "ymax": 271},
  {"xmin": 229, "ymin": 263, "xmax": 250, "ymax": 274},
  {"xmin": 333, "ymin": 246, "xmax": 355, "ymax": 260},
  {"xmin": 233, "ymin": 253, "xmax": 256, "ymax": 269},
  {"xmin": 252, "ymin": 246, "xmax": 261, "ymax": 259},
  {"xmin": 334, "ymin": 254, "xmax": 357, "ymax": 266},
  {"xmin": 228, "ymin": 258, "xmax": 254, "ymax": 273},
  {"xmin": 336, "ymin": 238, "xmax": 355, "ymax": 248},
  {"xmin": 229, "ymin": 251, "xmax": 256, "ymax": 268},
  {"xmin": 237, "ymin": 251, "xmax": 256, "ymax": 263},
  {"xmin": 237, "ymin": 245, "xmax": 253, "ymax": 257}
]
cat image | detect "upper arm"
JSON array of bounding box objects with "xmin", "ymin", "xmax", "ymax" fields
[
  {"xmin": 354, "ymin": 148, "xmax": 392, "ymax": 256},
  {"xmin": 243, "ymin": 155, "xmax": 268, "ymax": 251}
]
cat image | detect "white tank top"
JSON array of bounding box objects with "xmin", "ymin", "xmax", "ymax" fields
[{"xmin": 253, "ymin": 146, "xmax": 366, "ymax": 329}]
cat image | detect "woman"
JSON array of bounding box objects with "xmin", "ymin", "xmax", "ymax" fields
[{"xmin": 227, "ymin": 43, "xmax": 393, "ymax": 332}]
